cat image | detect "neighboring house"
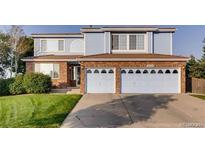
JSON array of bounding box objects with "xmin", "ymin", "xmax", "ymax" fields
[{"xmin": 22, "ymin": 27, "xmax": 189, "ymax": 94}]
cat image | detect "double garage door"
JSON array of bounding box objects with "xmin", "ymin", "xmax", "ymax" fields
[{"xmin": 86, "ymin": 68, "xmax": 180, "ymax": 93}]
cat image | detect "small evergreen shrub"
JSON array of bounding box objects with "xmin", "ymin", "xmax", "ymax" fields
[
  {"xmin": 0, "ymin": 78, "xmax": 14, "ymax": 96},
  {"xmin": 9, "ymin": 75, "xmax": 25, "ymax": 95},
  {"xmin": 23, "ymin": 73, "xmax": 52, "ymax": 94}
]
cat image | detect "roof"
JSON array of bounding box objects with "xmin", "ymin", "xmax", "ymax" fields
[
  {"xmin": 31, "ymin": 33, "xmax": 83, "ymax": 38},
  {"xmin": 80, "ymin": 27, "xmax": 176, "ymax": 33},
  {"xmin": 78, "ymin": 53, "xmax": 189, "ymax": 62},
  {"xmin": 21, "ymin": 55, "xmax": 82, "ymax": 62},
  {"xmin": 31, "ymin": 26, "xmax": 176, "ymax": 38},
  {"xmin": 22, "ymin": 53, "xmax": 189, "ymax": 62}
]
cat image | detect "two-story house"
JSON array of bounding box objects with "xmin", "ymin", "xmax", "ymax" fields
[{"xmin": 22, "ymin": 27, "xmax": 189, "ymax": 94}]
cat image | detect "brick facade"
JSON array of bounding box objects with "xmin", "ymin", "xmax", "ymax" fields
[
  {"xmin": 80, "ymin": 61, "xmax": 186, "ymax": 94},
  {"xmin": 25, "ymin": 61, "xmax": 71, "ymax": 88}
]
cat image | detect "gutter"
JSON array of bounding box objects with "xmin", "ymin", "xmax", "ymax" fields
[
  {"xmin": 77, "ymin": 58, "xmax": 189, "ymax": 62},
  {"xmin": 22, "ymin": 57, "xmax": 189, "ymax": 62},
  {"xmin": 21, "ymin": 58, "xmax": 79, "ymax": 62}
]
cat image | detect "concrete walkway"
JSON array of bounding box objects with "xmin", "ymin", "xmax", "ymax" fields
[{"xmin": 61, "ymin": 94, "xmax": 205, "ymax": 128}]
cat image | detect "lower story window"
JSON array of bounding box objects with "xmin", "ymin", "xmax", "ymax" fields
[{"xmin": 35, "ymin": 63, "xmax": 60, "ymax": 79}]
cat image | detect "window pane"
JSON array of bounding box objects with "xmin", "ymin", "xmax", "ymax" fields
[
  {"xmin": 39, "ymin": 64, "xmax": 53, "ymax": 76},
  {"xmin": 173, "ymin": 70, "xmax": 178, "ymax": 74},
  {"xmin": 121, "ymin": 70, "xmax": 126, "ymax": 74},
  {"xmin": 165, "ymin": 70, "xmax": 171, "ymax": 74},
  {"xmin": 135, "ymin": 70, "xmax": 141, "ymax": 74},
  {"xmin": 53, "ymin": 64, "xmax": 60, "ymax": 78},
  {"xmin": 87, "ymin": 70, "xmax": 92, "ymax": 73},
  {"xmin": 129, "ymin": 35, "xmax": 136, "ymax": 50},
  {"xmin": 119, "ymin": 35, "xmax": 127, "ymax": 50},
  {"xmin": 94, "ymin": 69, "xmax": 99, "ymax": 73},
  {"xmin": 158, "ymin": 70, "xmax": 163, "ymax": 74},
  {"xmin": 41, "ymin": 40, "xmax": 47, "ymax": 51},
  {"xmin": 35, "ymin": 64, "xmax": 40, "ymax": 72},
  {"xmin": 112, "ymin": 35, "xmax": 119, "ymax": 50},
  {"xmin": 143, "ymin": 70, "xmax": 148, "ymax": 74},
  {"xmin": 136, "ymin": 35, "xmax": 144, "ymax": 50},
  {"xmin": 101, "ymin": 70, "xmax": 107, "ymax": 74},
  {"xmin": 58, "ymin": 40, "xmax": 64, "ymax": 51},
  {"xmin": 108, "ymin": 69, "xmax": 114, "ymax": 73},
  {"xmin": 128, "ymin": 70, "xmax": 134, "ymax": 74}
]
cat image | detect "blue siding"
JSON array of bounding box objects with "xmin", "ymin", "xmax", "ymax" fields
[
  {"xmin": 153, "ymin": 33, "xmax": 172, "ymax": 54},
  {"xmin": 147, "ymin": 32, "xmax": 153, "ymax": 53},
  {"xmin": 84, "ymin": 33, "xmax": 107, "ymax": 55}
]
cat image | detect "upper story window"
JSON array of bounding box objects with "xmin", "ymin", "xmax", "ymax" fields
[
  {"xmin": 41, "ymin": 40, "xmax": 47, "ymax": 52},
  {"xmin": 40, "ymin": 39, "xmax": 65, "ymax": 52},
  {"xmin": 112, "ymin": 33, "xmax": 146, "ymax": 52},
  {"xmin": 58, "ymin": 40, "xmax": 64, "ymax": 51}
]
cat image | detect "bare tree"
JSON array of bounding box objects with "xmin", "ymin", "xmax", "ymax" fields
[{"xmin": 8, "ymin": 25, "xmax": 25, "ymax": 77}]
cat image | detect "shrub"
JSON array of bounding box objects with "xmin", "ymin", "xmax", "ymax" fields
[
  {"xmin": 23, "ymin": 73, "xmax": 52, "ymax": 94},
  {"xmin": 9, "ymin": 75, "xmax": 25, "ymax": 95},
  {"xmin": 0, "ymin": 78, "xmax": 14, "ymax": 96}
]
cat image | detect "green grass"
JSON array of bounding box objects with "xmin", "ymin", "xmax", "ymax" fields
[
  {"xmin": 191, "ymin": 94, "xmax": 205, "ymax": 100},
  {"xmin": 0, "ymin": 94, "xmax": 82, "ymax": 128}
]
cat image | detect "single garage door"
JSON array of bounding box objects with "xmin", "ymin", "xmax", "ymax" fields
[
  {"xmin": 86, "ymin": 68, "xmax": 115, "ymax": 93},
  {"xmin": 121, "ymin": 68, "xmax": 180, "ymax": 93}
]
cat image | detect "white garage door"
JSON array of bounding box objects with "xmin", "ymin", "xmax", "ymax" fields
[
  {"xmin": 121, "ymin": 68, "xmax": 180, "ymax": 93},
  {"xmin": 86, "ymin": 68, "xmax": 115, "ymax": 93}
]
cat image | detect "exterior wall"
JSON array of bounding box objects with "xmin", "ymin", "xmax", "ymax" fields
[
  {"xmin": 104, "ymin": 32, "xmax": 111, "ymax": 53},
  {"xmin": 80, "ymin": 61, "xmax": 186, "ymax": 94},
  {"xmin": 147, "ymin": 32, "xmax": 153, "ymax": 53},
  {"xmin": 25, "ymin": 61, "xmax": 71, "ymax": 88},
  {"xmin": 153, "ymin": 32, "xmax": 172, "ymax": 54},
  {"xmin": 84, "ymin": 33, "xmax": 109, "ymax": 55},
  {"xmin": 34, "ymin": 38, "xmax": 84, "ymax": 56},
  {"xmin": 33, "ymin": 31, "xmax": 173, "ymax": 56}
]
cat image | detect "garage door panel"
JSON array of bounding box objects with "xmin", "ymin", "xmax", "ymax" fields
[
  {"xmin": 86, "ymin": 68, "xmax": 115, "ymax": 93},
  {"xmin": 121, "ymin": 68, "xmax": 180, "ymax": 93}
]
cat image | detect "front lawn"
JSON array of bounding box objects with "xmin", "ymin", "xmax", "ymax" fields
[
  {"xmin": 191, "ymin": 94, "xmax": 205, "ymax": 100},
  {"xmin": 0, "ymin": 94, "xmax": 82, "ymax": 128}
]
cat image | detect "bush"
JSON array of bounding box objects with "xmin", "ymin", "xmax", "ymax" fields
[
  {"xmin": 0, "ymin": 78, "xmax": 14, "ymax": 96},
  {"xmin": 23, "ymin": 73, "xmax": 52, "ymax": 94},
  {"xmin": 9, "ymin": 75, "xmax": 25, "ymax": 95}
]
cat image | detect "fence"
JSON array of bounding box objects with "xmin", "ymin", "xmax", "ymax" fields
[{"xmin": 186, "ymin": 77, "xmax": 205, "ymax": 94}]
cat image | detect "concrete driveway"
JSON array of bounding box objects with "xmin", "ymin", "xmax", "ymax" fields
[{"xmin": 61, "ymin": 94, "xmax": 205, "ymax": 128}]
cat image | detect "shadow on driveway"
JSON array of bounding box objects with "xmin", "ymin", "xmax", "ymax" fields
[{"xmin": 63, "ymin": 94, "xmax": 176, "ymax": 128}]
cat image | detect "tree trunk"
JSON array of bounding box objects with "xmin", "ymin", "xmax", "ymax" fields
[
  {"xmin": 10, "ymin": 49, "xmax": 14, "ymax": 78},
  {"xmin": 14, "ymin": 54, "xmax": 19, "ymax": 76}
]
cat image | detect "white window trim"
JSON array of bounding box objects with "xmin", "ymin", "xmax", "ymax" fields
[
  {"xmin": 40, "ymin": 39, "xmax": 65, "ymax": 52},
  {"xmin": 112, "ymin": 33, "xmax": 148, "ymax": 53},
  {"xmin": 35, "ymin": 63, "xmax": 60, "ymax": 79}
]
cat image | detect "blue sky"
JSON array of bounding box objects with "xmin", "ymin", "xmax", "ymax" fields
[{"xmin": 0, "ymin": 25, "xmax": 205, "ymax": 59}]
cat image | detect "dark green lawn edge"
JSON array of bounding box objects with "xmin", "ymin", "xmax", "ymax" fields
[{"xmin": 190, "ymin": 94, "xmax": 205, "ymax": 101}]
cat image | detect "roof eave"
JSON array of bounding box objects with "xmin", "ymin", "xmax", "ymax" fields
[
  {"xmin": 77, "ymin": 58, "xmax": 189, "ymax": 62},
  {"xmin": 80, "ymin": 27, "xmax": 176, "ymax": 33},
  {"xmin": 31, "ymin": 34, "xmax": 84, "ymax": 38},
  {"xmin": 21, "ymin": 58, "xmax": 79, "ymax": 62}
]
